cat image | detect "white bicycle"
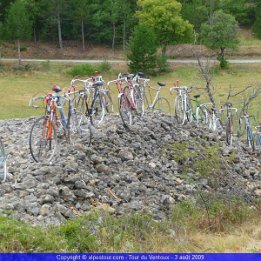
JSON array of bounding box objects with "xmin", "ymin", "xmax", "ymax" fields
[
  {"xmin": 170, "ymin": 85, "xmax": 193, "ymax": 125},
  {"xmin": 0, "ymin": 138, "xmax": 7, "ymax": 182}
]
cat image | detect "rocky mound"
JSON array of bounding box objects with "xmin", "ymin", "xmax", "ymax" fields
[{"xmin": 0, "ymin": 114, "xmax": 260, "ymax": 225}]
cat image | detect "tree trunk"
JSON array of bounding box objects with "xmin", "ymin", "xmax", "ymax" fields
[
  {"xmin": 33, "ymin": 24, "xmax": 37, "ymax": 44},
  {"xmin": 17, "ymin": 39, "xmax": 21, "ymax": 65},
  {"xmin": 57, "ymin": 13, "xmax": 63, "ymax": 49},
  {"xmin": 162, "ymin": 45, "xmax": 167, "ymax": 56},
  {"xmin": 112, "ymin": 22, "xmax": 116, "ymax": 53},
  {"xmin": 220, "ymin": 47, "xmax": 225, "ymax": 60},
  {"xmin": 122, "ymin": 20, "xmax": 126, "ymax": 50},
  {"xmin": 81, "ymin": 19, "xmax": 85, "ymax": 51}
]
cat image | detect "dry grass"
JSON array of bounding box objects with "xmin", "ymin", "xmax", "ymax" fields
[{"xmin": 0, "ymin": 62, "xmax": 260, "ymax": 121}]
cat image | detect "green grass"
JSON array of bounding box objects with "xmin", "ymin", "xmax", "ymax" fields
[
  {"xmin": 0, "ymin": 198, "xmax": 260, "ymax": 252},
  {"xmin": 0, "ymin": 62, "xmax": 260, "ymax": 121}
]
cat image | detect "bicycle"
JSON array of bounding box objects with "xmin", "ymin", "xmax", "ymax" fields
[
  {"xmin": 208, "ymin": 106, "xmax": 223, "ymax": 131},
  {"xmin": 0, "ymin": 138, "xmax": 7, "ymax": 182},
  {"xmin": 254, "ymin": 123, "xmax": 261, "ymax": 148},
  {"xmin": 170, "ymin": 83, "xmax": 193, "ymax": 125},
  {"xmin": 108, "ymin": 73, "xmax": 139, "ymax": 127},
  {"xmin": 144, "ymin": 81, "xmax": 171, "ymax": 115},
  {"xmin": 29, "ymin": 86, "xmax": 91, "ymax": 163},
  {"xmin": 220, "ymin": 102, "xmax": 237, "ymax": 146},
  {"xmin": 190, "ymin": 94, "xmax": 209, "ymax": 125},
  {"xmin": 238, "ymin": 112, "xmax": 255, "ymax": 151},
  {"xmin": 71, "ymin": 76, "xmax": 113, "ymax": 127}
]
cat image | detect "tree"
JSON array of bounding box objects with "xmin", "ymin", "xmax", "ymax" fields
[
  {"xmin": 219, "ymin": 0, "xmax": 255, "ymax": 26},
  {"xmin": 71, "ymin": 0, "xmax": 90, "ymax": 51},
  {"xmin": 200, "ymin": 10, "xmax": 239, "ymax": 68},
  {"xmin": 252, "ymin": 2, "xmax": 261, "ymax": 39},
  {"xmin": 39, "ymin": 0, "xmax": 68, "ymax": 49},
  {"xmin": 180, "ymin": 0, "xmax": 209, "ymax": 32},
  {"xmin": 136, "ymin": 0, "xmax": 193, "ymax": 55},
  {"xmin": 4, "ymin": 0, "xmax": 32, "ymax": 64},
  {"xmin": 127, "ymin": 25, "xmax": 158, "ymax": 74}
]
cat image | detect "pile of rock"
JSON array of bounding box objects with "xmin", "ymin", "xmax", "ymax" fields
[{"xmin": 0, "ymin": 113, "xmax": 260, "ymax": 225}]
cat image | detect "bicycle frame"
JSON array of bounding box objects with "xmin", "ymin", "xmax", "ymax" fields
[
  {"xmin": 0, "ymin": 138, "xmax": 7, "ymax": 182},
  {"xmin": 171, "ymin": 86, "xmax": 192, "ymax": 124},
  {"xmin": 220, "ymin": 103, "xmax": 237, "ymax": 146}
]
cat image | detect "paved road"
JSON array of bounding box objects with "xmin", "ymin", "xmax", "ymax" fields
[{"xmin": 2, "ymin": 58, "xmax": 261, "ymax": 64}]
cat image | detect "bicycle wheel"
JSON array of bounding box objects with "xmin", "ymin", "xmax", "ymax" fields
[
  {"xmin": 153, "ymin": 97, "xmax": 171, "ymax": 115},
  {"xmin": 185, "ymin": 97, "xmax": 193, "ymax": 123},
  {"xmin": 196, "ymin": 105, "xmax": 209, "ymax": 125},
  {"xmin": 118, "ymin": 93, "xmax": 133, "ymax": 127},
  {"xmin": 246, "ymin": 127, "xmax": 255, "ymax": 151},
  {"xmin": 0, "ymin": 139, "xmax": 7, "ymax": 182},
  {"xmin": 133, "ymin": 85, "xmax": 145, "ymax": 116},
  {"xmin": 256, "ymin": 134, "xmax": 261, "ymax": 147},
  {"xmin": 29, "ymin": 116, "xmax": 58, "ymax": 163},
  {"xmin": 70, "ymin": 109, "xmax": 92, "ymax": 145},
  {"xmin": 174, "ymin": 96, "xmax": 186, "ymax": 124},
  {"xmin": 90, "ymin": 93, "xmax": 106, "ymax": 127},
  {"xmin": 104, "ymin": 90, "xmax": 114, "ymax": 114},
  {"xmin": 226, "ymin": 118, "xmax": 232, "ymax": 146}
]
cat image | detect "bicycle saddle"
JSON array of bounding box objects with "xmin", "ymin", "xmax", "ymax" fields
[
  {"xmin": 225, "ymin": 101, "xmax": 232, "ymax": 107},
  {"xmin": 137, "ymin": 72, "xmax": 145, "ymax": 77},
  {"xmin": 52, "ymin": 85, "xmax": 61, "ymax": 93},
  {"xmin": 92, "ymin": 81, "xmax": 104, "ymax": 87},
  {"xmin": 193, "ymin": 94, "xmax": 200, "ymax": 99},
  {"xmin": 157, "ymin": 82, "xmax": 166, "ymax": 87}
]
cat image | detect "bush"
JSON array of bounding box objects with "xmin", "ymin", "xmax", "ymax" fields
[
  {"xmin": 217, "ymin": 54, "xmax": 229, "ymax": 69},
  {"xmin": 127, "ymin": 25, "xmax": 158, "ymax": 75},
  {"xmin": 156, "ymin": 55, "xmax": 170, "ymax": 73},
  {"xmin": 172, "ymin": 196, "xmax": 255, "ymax": 233},
  {"xmin": 253, "ymin": 3, "xmax": 261, "ymax": 39},
  {"xmin": 67, "ymin": 62, "xmax": 111, "ymax": 77}
]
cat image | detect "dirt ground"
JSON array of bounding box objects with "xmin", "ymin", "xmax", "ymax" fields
[{"xmin": 1, "ymin": 39, "xmax": 261, "ymax": 60}]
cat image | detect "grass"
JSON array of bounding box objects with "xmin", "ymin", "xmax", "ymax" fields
[
  {"xmin": 0, "ymin": 62, "xmax": 260, "ymax": 121},
  {"xmin": 0, "ymin": 198, "xmax": 260, "ymax": 252}
]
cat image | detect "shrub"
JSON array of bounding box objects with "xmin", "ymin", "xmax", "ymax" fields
[
  {"xmin": 67, "ymin": 62, "xmax": 111, "ymax": 77},
  {"xmin": 156, "ymin": 55, "xmax": 170, "ymax": 73},
  {"xmin": 127, "ymin": 25, "xmax": 158, "ymax": 75}
]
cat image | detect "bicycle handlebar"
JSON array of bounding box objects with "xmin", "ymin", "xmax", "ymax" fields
[{"xmin": 29, "ymin": 96, "xmax": 45, "ymax": 109}]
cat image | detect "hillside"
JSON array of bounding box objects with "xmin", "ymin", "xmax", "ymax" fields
[
  {"xmin": 1, "ymin": 29, "xmax": 261, "ymax": 60},
  {"xmin": 0, "ymin": 113, "xmax": 260, "ymax": 225}
]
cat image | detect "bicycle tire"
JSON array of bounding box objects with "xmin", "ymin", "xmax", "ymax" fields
[
  {"xmin": 226, "ymin": 118, "xmax": 232, "ymax": 146},
  {"xmin": 153, "ymin": 97, "xmax": 171, "ymax": 115},
  {"xmin": 29, "ymin": 116, "xmax": 58, "ymax": 163},
  {"xmin": 256, "ymin": 134, "xmax": 261, "ymax": 147},
  {"xmin": 185, "ymin": 97, "xmax": 193, "ymax": 123},
  {"xmin": 104, "ymin": 90, "xmax": 114, "ymax": 114},
  {"xmin": 70, "ymin": 109, "xmax": 92, "ymax": 146},
  {"xmin": 174, "ymin": 95, "xmax": 185, "ymax": 124},
  {"xmin": 196, "ymin": 105, "xmax": 209, "ymax": 125},
  {"xmin": 0, "ymin": 139, "xmax": 7, "ymax": 182},
  {"xmin": 90, "ymin": 93, "xmax": 106, "ymax": 127},
  {"xmin": 133, "ymin": 84, "xmax": 145, "ymax": 116},
  {"xmin": 246, "ymin": 126, "xmax": 255, "ymax": 151},
  {"xmin": 118, "ymin": 93, "xmax": 133, "ymax": 127}
]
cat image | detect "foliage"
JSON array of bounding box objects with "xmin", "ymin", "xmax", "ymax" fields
[
  {"xmin": 127, "ymin": 25, "xmax": 158, "ymax": 75},
  {"xmin": 180, "ymin": 0, "xmax": 209, "ymax": 32},
  {"xmin": 136, "ymin": 0, "xmax": 193, "ymax": 55},
  {"xmin": 66, "ymin": 62, "xmax": 111, "ymax": 77},
  {"xmin": 4, "ymin": 0, "xmax": 32, "ymax": 41},
  {"xmin": 0, "ymin": 216, "xmax": 67, "ymax": 252},
  {"xmin": 252, "ymin": 2, "xmax": 261, "ymax": 39},
  {"xmin": 56, "ymin": 216, "xmax": 97, "ymax": 252},
  {"xmin": 200, "ymin": 10, "xmax": 239, "ymax": 68},
  {"xmin": 156, "ymin": 55, "xmax": 170, "ymax": 73},
  {"xmin": 172, "ymin": 196, "xmax": 255, "ymax": 232}
]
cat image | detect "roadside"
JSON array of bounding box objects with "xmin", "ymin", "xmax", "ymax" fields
[{"xmin": 1, "ymin": 28, "xmax": 261, "ymax": 62}]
